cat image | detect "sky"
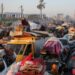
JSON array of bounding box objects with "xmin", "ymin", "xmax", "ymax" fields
[{"xmin": 0, "ymin": 0, "xmax": 75, "ymax": 17}]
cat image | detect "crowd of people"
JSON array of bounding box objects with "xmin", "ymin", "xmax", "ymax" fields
[{"xmin": 0, "ymin": 19, "xmax": 75, "ymax": 75}]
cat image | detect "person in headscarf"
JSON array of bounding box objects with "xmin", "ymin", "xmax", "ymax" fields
[
  {"xmin": 40, "ymin": 25, "xmax": 46, "ymax": 31},
  {"xmin": 21, "ymin": 18, "xmax": 30, "ymax": 32}
]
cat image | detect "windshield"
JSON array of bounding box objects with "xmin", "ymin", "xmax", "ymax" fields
[
  {"xmin": 3, "ymin": 44, "xmax": 33, "ymax": 56},
  {"xmin": 18, "ymin": 44, "xmax": 32, "ymax": 56},
  {"xmin": 4, "ymin": 44, "xmax": 22, "ymax": 54}
]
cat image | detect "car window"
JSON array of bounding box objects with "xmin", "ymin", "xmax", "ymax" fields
[
  {"xmin": 24, "ymin": 44, "xmax": 32, "ymax": 55},
  {"xmin": 18, "ymin": 44, "xmax": 32, "ymax": 56},
  {"xmin": 4, "ymin": 44, "xmax": 21, "ymax": 54},
  {"xmin": 0, "ymin": 59, "xmax": 5, "ymax": 72}
]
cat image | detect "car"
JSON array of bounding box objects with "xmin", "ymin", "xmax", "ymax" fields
[{"xmin": 6, "ymin": 31, "xmax": 54, "ymax": 57}]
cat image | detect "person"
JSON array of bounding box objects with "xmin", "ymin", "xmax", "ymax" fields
[
  {"xmin": 21, "ymin": 18, "xmax": 30, "ymax": 31},
  {"xmin": 40, "ymin": 25, "xmax": 46, "ymax": 31},
  {"xmin": 63, "ymin": 26, "xmax": 75, "ymax": 42}
]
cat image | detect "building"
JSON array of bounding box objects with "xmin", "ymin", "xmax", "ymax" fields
[
  {"xmin": 56, "ymin": 13, "xmax": 64, "ymax": 21},
  {"xmin": 0, "ymin": 12, "xmax": 29, "ymax": 19}
]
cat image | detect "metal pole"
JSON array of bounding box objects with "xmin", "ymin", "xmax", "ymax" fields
[
  {"xmin": 39, "ymin": 0, "xmax": 43, "ymax": 25},
  {"xmin": 40, "ymin": 8, "xmax": 42, "ymax": 19},
  {"xmin": 40, "ymin": 0, "xmax": 43, "ymax": 20},
  {"xmin": 20, "ymin": 5, "xmax": 23, "ymax": 18},
  {"xmin": 1, "ymin": 3, "xmax": 4, "ymax": 21}
]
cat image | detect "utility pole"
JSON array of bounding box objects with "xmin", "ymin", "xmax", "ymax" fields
[
  {"xmin": 1, "ymin": 3, "xmax": 4, "ymax": 21},
  {"xmin": 74, "ymin": 10, "xmax": 75, "ymax": 21},
  {"xmin": 40, "ymin": 0, "xmax": 43, "ymax": 19},
  {"xmin": 20, "ymin": 5, "xmax": 23, "ymax": 18}
]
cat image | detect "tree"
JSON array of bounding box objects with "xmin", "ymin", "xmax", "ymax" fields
[{"xmin": 37, "ymin": 0, "xmax": 45, "ymax": 19}]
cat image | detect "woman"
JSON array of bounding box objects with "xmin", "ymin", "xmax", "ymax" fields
[{"xmin": 21, "ymin": 18, "xmax": 30, "ymax": 31}]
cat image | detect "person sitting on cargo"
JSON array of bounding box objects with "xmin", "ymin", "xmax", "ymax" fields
[
  {"xmin": 21, "ymin": 18, "xmax": 30, "ymax": 32},
  {"xmin": 40, "ymin": 25, "xmax": 46, "ymax": 31}
]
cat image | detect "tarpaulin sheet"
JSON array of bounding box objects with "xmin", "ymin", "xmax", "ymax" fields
[{"xmin": 43, "ymin": 37, "xmax": 62, "ymax": 56}]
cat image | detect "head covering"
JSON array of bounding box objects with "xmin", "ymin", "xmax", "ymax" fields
[
  {"xmin": 21, "ymin": 18, "xmax": 29, "ymax": 26},
  {"xmin": 43, "ymin": 37, "xmax": 63, "ymax": 56}
]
